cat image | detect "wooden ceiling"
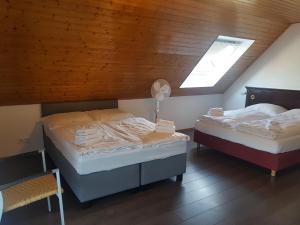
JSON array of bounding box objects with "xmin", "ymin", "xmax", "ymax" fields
[{"xmin": 1, "ymin": 0, "xmax": 300, "ymax": 105}]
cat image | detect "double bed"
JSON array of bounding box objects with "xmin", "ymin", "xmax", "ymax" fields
[
  {"xmin": 42, "ymin": 100, "xmax": 188, "ymax": 203},
  {"xmin": 194, "ymin": 87, "xmax": 300, "ymax": 177}
]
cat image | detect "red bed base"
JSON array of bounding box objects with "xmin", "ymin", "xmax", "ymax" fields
[{"xmin": 194, "ymin": 129, "xmax": 300, "ymax": 174}]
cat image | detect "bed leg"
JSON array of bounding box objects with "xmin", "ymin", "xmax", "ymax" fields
[
  {"xmin": 197, "ymin": 143, "xmax": 201, "ymax": 150},
  {"xmin": 176, "ymin": 174, "xmax": 183, "ymax": 182},
  {"xmin": 271, "ymin": 170, "xmax": 277, "ymax": 177}
]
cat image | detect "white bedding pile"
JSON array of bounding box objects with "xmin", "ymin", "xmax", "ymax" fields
[
  {"xmin": 106, "ymin": 117, "xmax": 188, "ymax": 147},
  {"xmin": 50, "ymin": 122, "xmax": 142, "ymax": 157},
  {"xmin": 43, "ymin": 113, "xmax": 189, "ymax": 157},
  {"xmin": 106, "ymin": 117, "xmax": 155, "ymax": 137},
  {"xmin": 199, "ymin": 108, "xmax": 272, "ymax": 128},
  {"xmin": 198, "ymin": 104, "xmax": 300, "ymax": 141},
  {"xmin": 199, "ymin": 103, "xmax": 288, "ymax": 129},
  {"xmin": 195, "ymin": 105, "xmax": 300, "ymax": 154},
  {"xmin": 236, "ymin": 109, "xmax": 300, "ymax": 140}
]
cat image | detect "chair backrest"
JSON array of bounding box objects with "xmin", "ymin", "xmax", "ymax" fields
[{"xmin": 0, "ymin": 191, "xmax": 3, "ymax": 222}]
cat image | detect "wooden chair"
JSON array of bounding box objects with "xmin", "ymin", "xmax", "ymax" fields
[{"xmin": 0, "ymin": 149, "xmax": 65, "ymax": 225}]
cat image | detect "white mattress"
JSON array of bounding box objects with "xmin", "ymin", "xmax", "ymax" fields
[
  {"xmin": 195, "ymin": 121, "xmax": 300, "ymax": 154},
  {"xmin": 45, "ymin": 126, "xmax": 187, "ymax": 175}
]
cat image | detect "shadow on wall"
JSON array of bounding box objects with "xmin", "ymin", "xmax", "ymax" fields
[
  {"xmin": 119, "ymin": 98, "xmax": 156, "ymax": 122},
  {"xmin": 18, "ymin": 121, "xmax": 44, "ymax": 155}
]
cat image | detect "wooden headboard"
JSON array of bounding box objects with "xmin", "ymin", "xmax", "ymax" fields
[
  {"xmin": 245, "ymin": 87, "xmax": 300, "ymax": 110},
  {"xmin": 41, "ymin": 99, "xmax": 118, "ymax": 116}
]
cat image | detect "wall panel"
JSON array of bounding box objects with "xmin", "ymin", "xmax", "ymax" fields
[{"xmin": 1, "ymin": 0, "xmax": 299, "ymax": 105}]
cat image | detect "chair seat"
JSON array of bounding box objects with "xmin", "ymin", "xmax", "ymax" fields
[{"xmin": 2, "ymin": 174, "xmax": 58, "ymax": 212}]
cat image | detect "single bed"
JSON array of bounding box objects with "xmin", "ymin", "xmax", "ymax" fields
[
  {"xmin": 194, "ymin": 87, "xmax": 300, "ymax": 177},
  {"xmin": 42, "ymin": 100, "xmax": 187, "ymax": 203}
]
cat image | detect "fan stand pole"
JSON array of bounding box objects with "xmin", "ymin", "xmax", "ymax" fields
[{"xmin": 155, "ymin": 100, "xmax": 160, "ymax": 122}]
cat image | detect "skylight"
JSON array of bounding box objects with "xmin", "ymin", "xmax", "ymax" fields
[{"xmin": 180, "ymin": 36, "xmax": 255, "ymax": 88}]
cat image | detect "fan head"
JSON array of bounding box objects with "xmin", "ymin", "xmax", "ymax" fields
[{"xmin": 151, "ymin": 79, "xmax": 171, "ymax": 101}]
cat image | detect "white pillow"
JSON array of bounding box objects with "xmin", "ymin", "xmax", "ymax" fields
[
  {"xmin": 246, "ymin": 103, "xmax": 287, "ymax": 116},
  {"xmin": 87, "ymin": 109, "xmax": 133, "ymax": 122},
  {"xmin": 42, "ymin": 112, "xmax": 93, "ymax": 130}
]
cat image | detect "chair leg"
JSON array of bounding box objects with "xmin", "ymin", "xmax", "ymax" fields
[
  {"xmin": 54, "ymin": 169, "xmax": 65, "ymax": 225},
  {"xmin": 47, "ymin": 197, "xmax": 52, "ymax": 212},
  {"xmin": 57, "ymin": 194, "xmax": 65, "ymax": 225},
  {"xmin": 40, "ymin": 149, "xmax": 53, "ymax": 213},
  {"xmin": 0, "ymin": 192, "xmax": 3, "ymax": 223}
]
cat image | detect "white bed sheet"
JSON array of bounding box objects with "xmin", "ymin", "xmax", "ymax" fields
[
  {"xmin": 45, "ymin": 125, "xmax": 187, "ymax": 175},
  {"xmin": 195, "ymin": 121, "xmax": 300, "ymax": 154}
]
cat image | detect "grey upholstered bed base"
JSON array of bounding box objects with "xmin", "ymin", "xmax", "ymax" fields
[
  {"xmin": 42, "ymin": 99, "xmax": 187, "ymax": 203},
  {"xmin": 44, "ymin": 134, "xmax": 186, "ymax": 203}
]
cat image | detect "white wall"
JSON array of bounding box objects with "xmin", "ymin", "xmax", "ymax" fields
[
  {"xmin": 224, "ymin": 23, "xmax": 300, "ymax": 110},
  {"xmin": 0, "ymin": 94, "xmax": 223, "ymax": 157},
  {"xmin": 0, "ymin": 104, "xmax": 43, "ymax": 157}
]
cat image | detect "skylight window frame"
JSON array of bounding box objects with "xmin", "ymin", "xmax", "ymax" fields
[{"xmin": 180, "ymin": 35, "xmax": 255, "ymax": 88}]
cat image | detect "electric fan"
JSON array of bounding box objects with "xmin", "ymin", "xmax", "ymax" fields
[{"xmin": 151, "ymin": 79, "xmax": 171, "ymax": 121}]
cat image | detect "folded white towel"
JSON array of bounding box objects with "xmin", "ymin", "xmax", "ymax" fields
[
  {"xmin": 199, "ymin": 115, "xmax": 237, "ymax": 128},
  {"xmin": 155, "ymin": 125, "xmax": 175, "ymax": 134},
  {"xmin": 157, "ymin": 119, "xmax": 175, "ymax": 127},
  {"xmin": 155, "ymin": 119, "xmax": 176, "ymax": 134},
  {"xmin": 208, "ymin": 108, "xmax": 224, "ymax": 117}
]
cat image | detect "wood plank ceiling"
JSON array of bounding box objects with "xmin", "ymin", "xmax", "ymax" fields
[{"xmin": 1, "ymin": 0, "xmax": 300, "ymax": 105}]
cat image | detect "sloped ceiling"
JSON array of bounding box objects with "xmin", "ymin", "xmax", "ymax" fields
[{"xmin": 0, "ymin": 0, "xmax": 300, "ymax": 105}]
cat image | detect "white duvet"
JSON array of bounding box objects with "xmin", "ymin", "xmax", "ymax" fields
[
  {"xmin": 198, "ymin": 108, "xmax": 272, "ymax": 128},
  {"xmin": 236, "ymin": 110, "xmax": 300, "ymax": 140},
  {"xmin": 47, "ymin": 117, "xmax": 189, "ymax": 157},
  {"xmin": 51, "ymin": 122, "xmax": 142, "ymax": 156}
]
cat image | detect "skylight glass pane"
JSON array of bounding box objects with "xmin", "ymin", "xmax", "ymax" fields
[{"xmin": 180, "ymin": 36, "xmax": 255, "ymax": 88}]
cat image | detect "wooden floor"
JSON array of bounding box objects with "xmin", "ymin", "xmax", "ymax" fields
[{"xmin": 1, "ymin": 130, "xmax": 300, "ymax": 225}]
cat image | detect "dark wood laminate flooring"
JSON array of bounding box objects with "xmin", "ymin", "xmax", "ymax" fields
[{"xmin": 1, "ymin": 129, "xmax": 300, "ymax": 225}]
